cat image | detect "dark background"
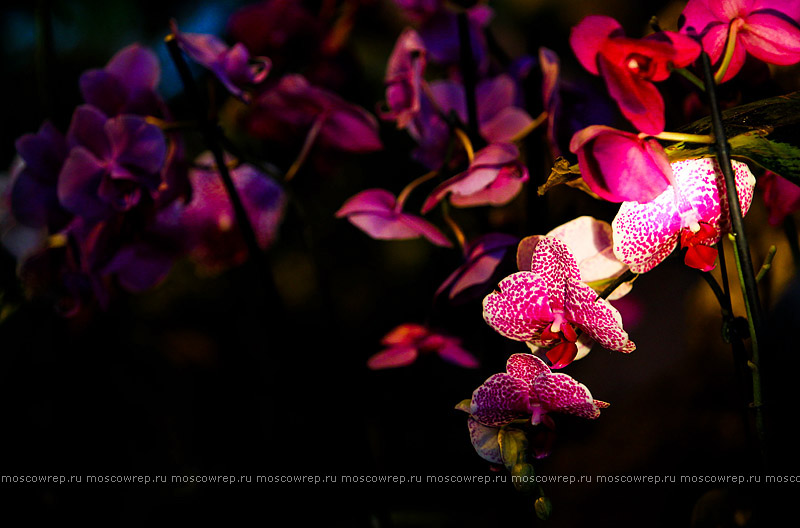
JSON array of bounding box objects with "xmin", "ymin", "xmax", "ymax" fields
[{"xmin": 2, "ymin": 0, "xmax": 800, "ymax": 525}]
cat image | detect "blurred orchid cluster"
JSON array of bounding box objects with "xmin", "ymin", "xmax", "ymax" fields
[{"xmin": 3, "ymin": 0, "xmax": 800, "ymax": 515}]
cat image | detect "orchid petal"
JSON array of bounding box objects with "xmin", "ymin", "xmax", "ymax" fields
[{"xmin": 470, "ymin": 373, "xmax": 532, "ymax": 427}]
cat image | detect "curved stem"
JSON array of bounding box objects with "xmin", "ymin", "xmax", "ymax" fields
[
  {"xmin": 643, "ymin": 131, "xmax": 715, "ymax": 144},
  {"xmin": 714, "ymin": 20, "xmax": 742, "ymax": 83},
  {"xmin": 441, "ymin": 202, "xmax": 467, "ymax": 254},
  {"xmin": 453, "ymin": 127, "xmax": 475, "ymax": 164},
  {"xmin": 701, "ymin": 51, "xmax": 767, "ymax": 467},
  {"xmin": 395, "ymin": 170, "xmax": 439, "ymax": 212},
  {"xmin": 672, "ymin": 67, "xmax": 706, "ymax": 92}
]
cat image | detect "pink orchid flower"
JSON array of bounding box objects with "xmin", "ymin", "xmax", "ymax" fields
[
  {"xmin": 680, "ymin": 0, "xmax": 800, "ymax": 83},
  {"xmin": 570, "ymin": 15, "xmax": 701, "ymax": 134},
  {"xmin": 759, "ymin": 170, "xmax": 800, "ymax": 226},
  {"xmin": 570, "ymin": 125, "xmax": 674, "ymax": 203},
  {"xmin": 421, "ymin": 143, "xmax": 529, "ymax": 213},
  {"xmin": 483, "ymin": 237, "xmax": 635, "ymax": 369},
  {"xmin": 336, "ymin": 189, "xmax": 451, "ymax": 247},
  {"xmin": 613, "ymin": 157, "xmax": 756, "ymax": 273},
  {"xmin": 367, "ymin": 323, "xmax": 479, "ymax": 369},
  {"xmin": 463, "ymin": 414, "xmax": 556, "ymax": 465},
  {"xmin": 469, "ymin": 353, "xmax": 609, "ymax": 428},
  {"xmin": 435, "ymin": 233, "xmax": 518, "ymax": 301},
  {"xmin": 170, "ymin": 20, "xmax": 270, "ymax": 103},
  {"xmin": 381, "ymin": 28, "xmax": 427, "ymax": 129}
]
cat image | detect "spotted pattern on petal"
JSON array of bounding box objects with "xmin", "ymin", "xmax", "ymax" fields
[
  {"xmin": 470, "ymin": 373, "xmax": 532, "ymax": 427},
  {"xmin": 482, "ymin": 272, "xmax": 551, "ymax": 342},
  {"xmin": 613, "ymin": 158, "xmax": 755, "ymax": 273},
  {"xmin": 534, "ymin": 372, "xmax": 604, "ymax": 420},
  {"xmin": 467, "ymin": 417, "xmax": 503, "ymax": 464},
  {"xmin": 529, "ymin": 237, "xmax": 581, "ymax": 314},
  {"xmin": 564, "ymin": 279, "xmax": 635, "ymax": 353},
  {"xmin": 506, "ymin": 353, "xmax": 550, "ymax": 381}
]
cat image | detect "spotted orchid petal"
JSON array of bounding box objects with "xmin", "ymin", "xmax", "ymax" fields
[
  {"xmin": 613, "ymin": 157, "xmax": 756, "ymax": 273},
  {"xmin": 534, "ymin": 373, "xmax": 609, "ymax": 421},
  {"xmin": 562, "ymin": 278, "xmax": 635, "ymax": 353},
  {"xmin": 470, "ymin": 373, "xmax": 533, "ymax": 427},
  {"xmin": 466, "ymin": 417, "xmax": 503, "ymax": 464}
]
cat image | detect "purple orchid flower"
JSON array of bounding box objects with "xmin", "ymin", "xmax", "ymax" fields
[
  {"xmin": 57, "ymin": 105, "xmax": 167, "ymax": 221},
  {"xmin": 335, "ymin": 189, "xmax": 451, "ymax": 247},
  {"xmin": 759, "ymin": 170, "xmax": 800, "ymax": 227},
  {"xmin": 417, "ymin": 4, "xmax": 492, "ymax": 74},
  {"xmin": 392, "ymin": 0, "xmax": 443, "ymax": 24},
  {"xmin": 680, "ymin": 0, "xmax": 800, "ymax": 83},
  {"xmin": 570, "ymin": 15, "xmax": 701, "ymax": 134},
  {"xmin": 248, "ymin": 74, "xmax": 382, "ymax": 153},
  {"xmin": 483, "ymin": 237, "xmax": 635, "ymax": 369},
  {"xmin": 469, "ymin": 353, "xmax": 609, "ymax": 428},
  {"xmin": 570, "ymin": 125, "xmax": 674, "ymax": 203},
  {"xmin": 367, "ymin": 323, "xmax": 479, "ymax": 369},
  {"xmin": 435, "ymin": 233, "xmax": 518, "ymax": 301},
  {"xmin": 613, "ymin": 157, "xmax": 756, "ymax": 273},
  {"xmin": 179, "ymin": 153, "xmax": 286, "ymax": 272},
  {"xmin": 10, "ymin": 122, "xmax": 70, "ymax": 231},
  {"xmin": 79, "ymin": 43, "xmax": 167, "ymax": 118},
  {"xmin": 421, "ymin": 143, "xmax": 529, "ymax": 212},
  {"xmin": 227, "ymin": 0, "xmax": 322, "ymax": 59},
  {"xmin": 170, "ymin": 20, "xmax": 271, "ymax": 103},
  {"xmin": 381, "ymin": 28, "xmax": 427, "ymax": 130}
]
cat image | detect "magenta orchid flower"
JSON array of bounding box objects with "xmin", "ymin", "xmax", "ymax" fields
[
  {"xmin": 483, "ymin": 237, "xmax": 635, "ymax": 369},
  {"xmin": 759, "ymin": 170, "xmax": 800, "ymax": 226},
  {"xmin": 57, "ymin": 105, "xmax": 167, "ymax": 222},
  {"xmin": 680, "ymin": 0, "xmax": 800, "ymax": 83},
  {"xmin": 367, "ymin": 323, "xmax": 479, "ymax": 369},
  {"xmin": 435, "ymin": 233, "xmax": 518, "ymax": 301},
  {"xmin": 79, "ymin": 43, "xmax": 167, "ymax": 118},
  {"xmin": 381, "ymin": 28, "xmax": 427, "ymax": 129},
  {"xmin": 179, "ymin": 153, "xmax": 286, "ymax": 272},
  {"xmin": 613, "ymin": 157, "xmax": 756, "ymax": 273},
  {"xmin": 170, "ymin": 20, "xmax": 270, "ymax": 103},
  {"xmin": 570, "ymin": 125, "xmax": 674, "ymax": 203},
  {"xmin": 421, "ymin": 143, "xmax": 529, "ymax": 213},
  {"xmin": 469, "ymin": 353, "xmax": 609, "ymax": 428},
  {"xmin": 248, "ymin": 74, "xmax": 383, "ymax": 153},
  {"xmin": 336, "ymin": 189, "xmax": 451, "ymax": 247},
  {"xmin": 570, "ymin": 15, "xmax": 701, "ymax": 134}
]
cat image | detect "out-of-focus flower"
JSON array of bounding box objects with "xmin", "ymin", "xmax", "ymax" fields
[
  {"xmin": 9, "ymin": 122, "xmax": 70, "ymax": 231},
  {"xmin": 463, "ymin": 415, "xmax": 556, "ymax": 465},
  {"xmin": 227, "ymin": 0, "xmax": 322, "ymax": 61},
  {"xmin": 248, "ymin": 74, "xmax": 382, "ymax": 153},
  {"xmin": 79, "ymin": 43, "xmax": 166, "ymax": 118},
  {"xmin": 170, "ymin": 20, "xmax": 270, "ymax": 103},
  {"xmin": 570, "ymin": 15, "xmax": 700, "ymax": 134},
  {"xmin": 57, "ymin": 105, "xmax": 167, "ymax": 221},
  {"xmin": 435, "ymin": 233, "xmax": 518, "ymax": 301},
  {"xmin": 570, "ymin": 125, "xmax": 673, "ymax": 203},
  {"xmin": 367, "ymin": 323, "xmax": 478, "ymax": 369},
  {"xmin": 393, "ymin": 0, "xmax": 443, "ymax": 25},
  {"xmin": 418, "ymin": 4, "xmax": 492, "ymax": 74},
  {"xmin": 680, "ymin": 0, "xmax": 800, "ymax": 83},
  {"xmin": 483, "ymin": 237, "xmax": 635, "ymax": 369},
  {"xmin": 421, "ymin": 143, "xmax": 528, "ymax": 212},
  {"xmin": 381, "ymin": 28, "xmax": 427, "ymax": 129},
  {"xmin": 469, "ymin": 353, "xmax": 609, "ymax": 427},
  {"xmin": 336, "ymin": 189, "xmax": 451, "ymax": 247},
  {"xmin": 759, "ymin": 170, "xmax": 800, "ymax": 226},
  {"xmin": 179, "ymin": 153, "xmax": 285, "ymax": 272},
  {"xmin": 613, "ymin": 157, "xmax": 756, "ymax": 273}
]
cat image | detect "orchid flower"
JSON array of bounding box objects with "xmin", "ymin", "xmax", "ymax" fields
[
  {"xmin": 421, "ymin": 143, "xmax": 529, "ymax": 212},
  {"xmin": 759, "ymin": 170, "xmax": 800, "ymax": 227},
  {"xmin": 483, "ymin": 237, "xmax": 635, "ymax": 369},
  {"xmin": 613, "ymin": 157, "xmax": 756, "ymax": 273},
  {"xmin": 570, "ymin": 15, "xmax": 701, "ymax": 134},
  {"xmin": 469, "ymin": 353, "xmax": 609, "ymax": 428},
  {"xmin": 435, "ymin": 233, "xmax": 518, "ymax": 301},
  {"xmin": 336, "ymin": 189, "xmax": 451, "ymax": 247},
  {"xmin": 570, "ymin": 125, "xmax": 674, "ymax": 203},
  {"xmin": 680, "ymin": 0, "xmax": 800, "ymax": 82},
  {"xmin": 57, "ymin": 105, "xmax": 167, "ymax": 222},
  {"xmin": 367, "ymin": 323, "xmax": 478, "ymax": 369},
  {"xmin": 170, "ymin": 20, "xmax": 270, "ymax": 103},
  {"xmin": 381, "ymin": 28, "xmax": 427, "ymax": 129}
]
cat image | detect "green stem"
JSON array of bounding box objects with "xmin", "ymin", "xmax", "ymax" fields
[
  {"xmin": 714, "ymin": 20, "xmax": 742, "ymax": 83},
  {"xmin": 701, "ymin": 51, "xmax": 767, "ymax": 467},
  {"xmin": 645, "ymin": 131, "xmax": 715, "ymax": 144},
  {"xmin": 672, "ymin": 67, "xmax": 706, "ymax": 92}
]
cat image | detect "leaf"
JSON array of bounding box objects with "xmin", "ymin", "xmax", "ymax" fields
[
  {"xmin": 454, "ymin": 399, "xmax": 471, "ymax": 413},
  {"xmin": 666, "ymin": 91, "xmax": 800, "ymax": 184},
  {"xmin": 497, "ymin": 427, "xmax": 528, "ymax": 473}
]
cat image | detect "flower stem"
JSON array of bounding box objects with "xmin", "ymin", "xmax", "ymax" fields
[
  {"xmin": 165, "ymin": 34, "xmax": 264, "ymax": 265},
  {"xmin": 672, "ymin": 67, "xmax": 706, "ymax": 91},
  {"xmin": 284, "ymin": 113, "xmax": 327, "ymax": 182},
  {"xmin": 441, "ymin": 201, "xmax": 467, "ymax": 254},
  {"xmin": 755, "ymin": 246, "xmax": 777, "ymax": 283},
  {"xmin": 453, "ymin": 127, "xmax": 475, "ymax": 164},
  {"xmin": 395, "ymin": 170, "xmax": 439, "ymax": 212},
  {"xmin": 644, "ymin": 131, "xmax": 715, "ymax": 144},
  {"xmin": 596, "ymin": 269, "xmax": 637, "ymax": 301},
  {"xmin": 701, "ymin": 51, "xmax": 767, "ymax": 467},
  {"xmin": 714, "ymin": 20, "xmax": 742, "ymax": 83}
]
